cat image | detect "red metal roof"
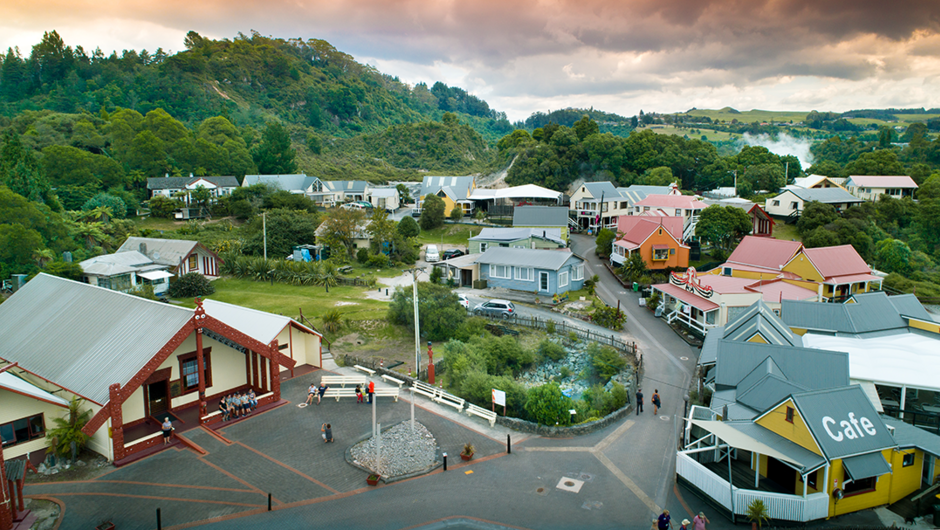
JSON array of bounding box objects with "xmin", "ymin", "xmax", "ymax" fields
[
  {"xmin": 848, "ymin": 176, "xmax": 918, "ymax": 189},
  {"xmin": 615, "ymin": 216, "xmax": 684, "ymax": 247},
  {"xmin": 747, "ymin": 204, "xmax": 775, "ymax": 224},
  {"xmin": 726, "ymin": 236, "xmax": 803, "ymax": 270},
  {"xmin": 822, "ymin": 273, "xmax": 882, "ymax": 285},
  {"xmin": 634, "ymin": 195, "xmax": 707, "ymax": 209},
  {"xmin": 653, "ymin": 283, "xmax": 720, "ymax": 311},
  {"xmin": 698, "ymin": 275, "xmax": 754, "ymax": 294},
  {"xmin": 801, "ymin": 245, "xmax": 871, "ymax": 279},
  {"xmin": 746, "ymin": 280, "xmax": 818, "ymax": 302}
]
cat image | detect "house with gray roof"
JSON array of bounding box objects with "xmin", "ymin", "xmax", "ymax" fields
[
  {"xmin": 117, "ymin": 237, "xmax": 223, "ymax": 278},
  {"xmin": 321, "ymin": 180, "xmax": 370, "ymax": 205},
  {"xmin": 242, "ymin": 174, "xmax": 331, "ymax": 205},
  {"xmin": 764, "ymin": 187, "xmax": 865, "ymax": 217},
  {"xmin": 79, "ymin": 251, "xmax": 173, "ymax": 297},
  {"xmin": 468, "ymin": 228, "xmax": 565, "ymax": 254},
  {"xmin": 475, "ymin": 248, "xmax": 584, "ymax": 295},
  {"xmin": 147, "ymin": 175, "xmax": 240, "ymax": 203},
  {"xmin": 419, "ymin": 175, "xmax": 476, "ymax": 216},
  {"xmin": 568, "ymin": 181, "xmax": 630, "ymax": 231},
  {"xmin": 513, "ymin": 206, "xmax": 570, "ymax": 239}
]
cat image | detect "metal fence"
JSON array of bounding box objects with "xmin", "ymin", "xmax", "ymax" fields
[{"xmin": 476, "ymin": 313, "xmax": 638, "ymax": 358}]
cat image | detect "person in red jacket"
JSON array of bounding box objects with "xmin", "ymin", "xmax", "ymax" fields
[{"xmin": 368, "ymin": 380, "xmax": 375, "ymax": 403}]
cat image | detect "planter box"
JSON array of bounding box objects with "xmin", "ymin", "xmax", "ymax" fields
[
  {"xmin": 460, "ymin": 453, "xmax": 473, "ymax": 461},
  {"xmin": 366, "ymin": 475, "xmax": 380, "ymax": 486}
]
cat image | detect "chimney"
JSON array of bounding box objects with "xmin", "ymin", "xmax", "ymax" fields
[{"xmin": 139, "ymin": 243, "xmax": 148, "ymax": 256}]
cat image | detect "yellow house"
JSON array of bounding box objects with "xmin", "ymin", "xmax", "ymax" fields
[
  {"xmin": 0, "ymin": 274, "xmax": 321, "ymax": 467},
  {"xmin": 418, "ymin": 175, "xmax": 476, "ymax": 216}
]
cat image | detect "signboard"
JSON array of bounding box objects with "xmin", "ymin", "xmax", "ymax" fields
[
  {"xmin": 669, "ymin": 267, "xmax": 714, "ymax": 298},
  {"xmin": 492, "ymin": 388, "xmax": 506, "ymax": 407}
]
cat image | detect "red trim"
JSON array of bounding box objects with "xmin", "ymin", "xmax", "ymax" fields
[
  {"xmin": 0, "ymin": 362, "xmax": 18, "ymax": 375},
  {"xmin": 143, "ymin": 367, "xmax": 172, "ymax": 387}
]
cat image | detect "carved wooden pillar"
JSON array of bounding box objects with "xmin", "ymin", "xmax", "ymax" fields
[
  {"xmin": 270, "ymin": 350, "xmax": 281, "ymax": 402},
  {"xmin": 260, "ymin": 357, "xmax": 268, "ymax": 391},
  {"xmin": 251, "ymin": 352, "xmax": 259, "ymax": 389},
  {"xmin": 109, "ymin": 383, "xmax": 125, "ymax": 462}
]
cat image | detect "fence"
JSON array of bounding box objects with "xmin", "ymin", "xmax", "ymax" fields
[{"xmin": 475, "ymin": 313, "xmax": 638, "ymax": 361}]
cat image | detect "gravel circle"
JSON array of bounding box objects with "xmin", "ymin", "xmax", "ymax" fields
[{"xmin": 351, "ymin": 422, "xmax": 438, "ymax": 478}]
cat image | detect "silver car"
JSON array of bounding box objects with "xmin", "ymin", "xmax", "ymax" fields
[{"xmin": 472, "ymin": 299, "xmax": 515, "ymax": 319}]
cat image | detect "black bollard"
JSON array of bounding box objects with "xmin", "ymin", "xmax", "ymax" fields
[
  {"xmin": 268, "ymin": 493, "xmax": 272, "ymax": 511},
  {"xmin": 443, "ymin": 452, "xmax": 447, "ymax": 471},
  {"xmin": 156, "ymin": 508, "xmax": 162, "ymax": 530},
  {"xmin": 507, "ymin": 434, "xmax": 511, "ymax": 454}
]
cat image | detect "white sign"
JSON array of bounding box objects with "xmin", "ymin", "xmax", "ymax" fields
[
  {"xmin": 492, "ymin": 388, "xmax": 506, "ymax": 407},
  {"xmin": 822, "ymin": 412, "xmax": 877, "ymax": 442}
]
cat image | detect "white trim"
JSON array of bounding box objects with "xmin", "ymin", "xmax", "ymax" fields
[
  {"xmin": 515, "ymin": 267, "xmax": 534, "ymax": 281},
  {"xmin": 572, "ymin": 264, "xmax": 584, "ymax": 281},
  {"xmin": 559, "ymin": 271, "xmax": 569, "ymax": 288},
  {"xmin": 539, "ymin": 271, "xmax": 550, "ymax": 292},
  {"xmin": 490, "ymin": 264, "xmax": 511, "ymax": 279}
]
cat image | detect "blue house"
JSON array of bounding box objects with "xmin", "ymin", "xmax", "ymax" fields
[{"xmin": 476, "ymin": 248, "xmax": 585, "ymax": 295}]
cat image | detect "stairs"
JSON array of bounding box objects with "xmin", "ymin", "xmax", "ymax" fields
[{"xmin": 683, "ymin": 216, "xmax": 698, "ymax": 243}]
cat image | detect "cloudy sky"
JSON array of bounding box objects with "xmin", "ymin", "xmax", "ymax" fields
[{"xmin": 3, "ymin": 0, "xmax": 940, "ymax": 121}]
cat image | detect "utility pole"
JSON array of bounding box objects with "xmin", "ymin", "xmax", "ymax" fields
[
  {"xmin": 263, "ymin": 211, "xmax": 267, "ymax": 260},
  {"xmin": 403, "ymin": 267, "xmax": 426, "ymax": 378}
]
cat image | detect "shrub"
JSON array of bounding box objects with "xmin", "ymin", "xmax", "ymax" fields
[
  {"xmin": 587, "ymin": 342, "xmax": 627, "ymax": 382},
  {"xmin": 592, "ymin": 304, "xmax": 626, "ymax": 330},
  {"xmin": 321, "ymin": 309, "xmax": 343, "ymax": 333},
  {"xmin": 525, "ymin": 383, "xmax": 574, "ymax": 426},
  {"xmin": 357, "ymin": 248, "xmax": 369, "ymax": 264},
  {"xmin": 647, "ymin": 292, "xmax": 661, "ymax": 311},
  {"xmin": 148, "ymin": 196, "xmax": 183, "ymax": 218},
  {"xmin": 429, "ymin": 266, "xmax": 443, "ymax": 284},
  {"xmin": 387, "ymin": 282, "xmax": 466, "ymax": 341},
  {"xmin": 397, "ymin": 216, "xmax": 420, "ymax": 238},
  {"xmin": 454, "ymin": 317, "xmax": 488, "ymax": 342},
  {"xmin": 449, "ymin": 207, "xmax": 463, "ymax": 221},
  {"xmin": 545, "ymin": 320, "xmax": 556, "ymax": 334},
  {"xmin": 420, "ymin": 194, "xmax": 445, "ymax": 230},
  {"xmin": 168, "ymin": 272, "xmax": 215, "ymax": 298},
  {"xmin": 45, "ymin": 397, "xmax": 91, "ymax": 458},
  {"xmin": 559, "ymin": 366, "xmax": 571, "ymax": 379},
  {"xmin": 367, "ymin": 253, "xmax": 390, "ymax": 268},
  {"xmin": 538, "ymin": 339, "xmax": 566, "ymax": 362}
]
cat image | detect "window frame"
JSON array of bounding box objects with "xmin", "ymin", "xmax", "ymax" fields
[
  {"xmin": 177, "ymin": 349, "xmax": 213, "ymax": 395},
  {"xmin": 558, "ymin": 271, "xmax": 569, "ymax": 288},
  {"xmin": 785, "ymin": 406, "xmax": 795, "ymax": 423},
  {"xmin": 902, "ymin": 452, "xmax": 916, "ymax": 467},
  {"xmin": 572, "ymin": 264, "xmax": 584, "ymax": 281},
  {"xmin": 187, "ymin": 254, "xmax": 198, "ymax": 271},
  {"xmin": 653, "ymin": 247, "xmax": 670, "ymax": 261},
  {"xmin": 842, "ymin": 475, "xmax": 877, "ymax": 496},
  {"xmin": 0, "ymin": 413, "xmax": 46, "ymax": 448},
  {"xmin": 515, "ymin": 267, "xmax": 534, "ymax": 282},
  {"xmin": 490, "ymin": 264, "xmax": 511, "ymax": 279}
]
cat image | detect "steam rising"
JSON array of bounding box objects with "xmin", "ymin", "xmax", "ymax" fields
[{"xmin": 740, "ymin": 133, "xmax": 814, "ymax": 170}]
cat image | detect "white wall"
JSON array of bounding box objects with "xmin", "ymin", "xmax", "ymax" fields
[{"xmin": 0, "ymin": 388, "xmax": 69, "ymax": 460}]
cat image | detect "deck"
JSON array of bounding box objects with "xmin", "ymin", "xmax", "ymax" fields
[{"xmin": 701, "ymin": 458, "xmax": 794, "ymax": 495}]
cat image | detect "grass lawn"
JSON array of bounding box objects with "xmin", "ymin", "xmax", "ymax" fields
[
  {"xmin": 772, "ymin": 222, "xmax": 801, "ymax": 242},
  {"xmin": 185, "ymin": 278, "xmax": 390, "ymax": 324},
  {"xmin": 415, "ymin": 224, "xmax": 483, "ymax": 248},
  {"xmin": 136, "ymin": 216, "xmax": 187, "ymax": 232}
]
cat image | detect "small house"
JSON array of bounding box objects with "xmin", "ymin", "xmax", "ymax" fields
[
  {"xmin": 632, "ymin": 187, "xmax": 707, "ymax": 241},
  {"xmin": 79, "ymin": 251, "xmax": 173, "ymax": 297},
  {"xmin": 469, "ymin": 227, "xmax": 565, "ymax": 254},
  {"xmin": 476, "ymin": 248, "xmax": 584, "ymax": 296},
  {"xmin": 117, "ymin": 237, "xmax": 223, "ymax": 278},
  {"xmin": 322, "ymin": 180, "xmax": 371, "ymax": 205},
  {"xmin": 241, "ymin": 174, "xmax": 331, "ymax": 205},
  {"xmin": 147, "ymin": 175, "xmax": 239, "ymax": 202},
  {"xmin": 845, "ymin": 176, "xmax": 918, "ymax": 201},
  {"xmin": 764, "ymin": 188, "xmax": 864, "ymax": 218},
  {"xmin": 368, "ymin": 187, "xmax": 400, "ymax": 211},
  {"xmin": 569, "ymin": 181, "xmax": 629, "ymax": 231},
  {"xmin": 513, "ymin": 206, "xmax": 570, "ymax": 240},
  {"xmin": 611, "ymin": 216, "xmax": 688, "ymax": 270},
  {"xmin": 419, "ymin": 176, "xmax": 476, "ymax": 216}
]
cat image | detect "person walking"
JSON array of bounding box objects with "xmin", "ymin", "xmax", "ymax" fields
[
  {"xmin": 355, "ymin": 385, "xmax": 363, "ymax": 404},
  {"xmin": 305, "ymin": 384, "xmax": 316, "ymax": 405},
  {"xmin": 679, "ymin": 519, "xmax": 690, "ymax": 530},
  {"xmin": 161, "ymin": 417, "xmax": 173, "ymax": 445},
  {"xmin": 636, "ymin": 389, "xmax": 644, "ymax": 415},
  {"xmin": 322, "ymin": 423, "xmax": 333, "ymax": 443},
  {"xmin": 692, "ymin": 512, "xmax": 710, "ymax": 530},
  {"xmin": 652, "ymin": 389, "xmax": 661, "ymax": 415},
  {"xmin": 317, "ymin": 383, "xmax": 328, "ymax": 405},
  {"xmin": 367, "ymin": 380, "xmax": 375, "ymax": 404},
  {"xmin": 657, "ymin": 509, "xmax": 672, "ymax": 530}
]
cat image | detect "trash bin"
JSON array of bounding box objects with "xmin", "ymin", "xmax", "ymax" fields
[
  {"xmin": 632, "ymin": 282, "xmax": 639, "ymax": 292},
  {"xmin": 933, "ymin": 504, "xmax": 940, "ymax": 525}
]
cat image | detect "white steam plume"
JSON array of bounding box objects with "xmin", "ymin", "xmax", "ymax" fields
[{"xmin": 739, "ymin": 133, "xmax": 814, "ymax": 171}]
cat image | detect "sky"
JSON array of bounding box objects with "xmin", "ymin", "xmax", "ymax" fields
[{"xmin": 3, "ymin": 0, "xmax": 940, "ymax": 122}]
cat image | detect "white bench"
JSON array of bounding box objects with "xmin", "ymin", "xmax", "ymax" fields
[
  {"xmin": 373, "ymin": 387, "xmax": 400, "ymax": 402},
  {"xmin": 353, "ymin": 365, "xmax": 376, "ymax": 376},
  {"xmin": 412, "ymin": 381, "xmax": 465, "ymax": 411},
  {"xmin": 381, "ymin": 374, "xmax": 405, "ymax": 388},
  {"xmin": 465, "ymin": 402, "xmax": 497, "ymax": 427},
  {"xmin": 320, "ymin": 375, "xmax": 367, "ymax": 388},
  {"xmin": 323, "ymin": 388, "xmax": 358, "ymax": 401}
]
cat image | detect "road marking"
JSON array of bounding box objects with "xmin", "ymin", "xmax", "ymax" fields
[
  {"xmin": 594, "ymin": 420, "xmax": 634, "ymax": 452},
  {"xmin": 464, "ymin": 470, "xmax": 473, "ymax": 475},
  {"xmin": 524, "ymin": 446, "xmax": 591, "ymax": 453},
  {"xmin": 679, "ymin": 356, "xmax": 689, "ymax": 361},
  {"xmin": 659, "ymin": 416, "xmax": 670, "ymax": 421},
  {"xmin": 594, "ymin": 452, "xmax": 661, "ymax": 514}
]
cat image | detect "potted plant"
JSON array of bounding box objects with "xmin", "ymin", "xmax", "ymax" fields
[
  {"xmin": 460, "ymin": 443, "xmax": 475, "ymax": 461},
  {"xmin": 745, "ymin": 498, "xmax": 769, "ymax": 530},
  {"xmin": 366, "ymin": 473, "xmax": 380, "ymax": 486}
]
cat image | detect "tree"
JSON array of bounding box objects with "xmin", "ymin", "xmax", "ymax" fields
[
  {"xmin": 252, "ymin": 122, "xmax": 297, "ymax": 174},
  {"xmin": 595, "ymin": 228, "xmax": 616, "ymax": 258},
  {"xmin": 743, "ymin": 163, "xmax": 786, "ymax": 193},
  {"xmin": 573, "ymin": 115, "xmax": 599, "ymax": 141},
  {"xmin": 845, "ymin": 149, "xmax": 904, "ymax": 176},
  {"xmin": 306, "ymin": 133, "xmax": 322, "ymax": 155},
  {"xmin": 387, "ymin": 281, "xmax": 466, "ymax": 341},
  {"xmin": 243, "ymin": 209, "xmax": 320, "ymax": 258},
  {"xmin": 695, "ymin": 205, "xmax": 752, "ymax": 256},
  {"xmin": 169, "ymin": 272, "xmax": 215, "ymax": 298},
  {"xmin": 319, "ymin": 207, "xmax": 367, "ymax": 259},
  {"xmin": 875, "ymin": 238, "xmax": 912, "ymax": 274},
  {"xmin": 396, "ymin": 183, "xmax": 412, "ymax": 204},
  {"xmin": 802, "ymin": 226, "xmax": 841, "ymax": 248},
  {"xmin": 525, "ymin": 383, "xmax": 574, "ymax": 426},
  {"xmin": 796, "ymin": 201, "xmax": 838, "ymax": 234},
  {"xmin": 397, "ymin": 215, "xmax": 420, "ymax": 239},
  {"xmin": 148, "ymin": 196, "xmax": 183, "ymax": 218},
  {"xmin": 82, "ymin": 193, "xmax": 127, "ymax": 219},
  {"xmin": 367, "ymin": 207, "xmax": 396, "ymax": 254},
  {"xmin": 420, "ymin": 193, "xmax": 446, "ymax": 230},
  {"xmin": 45, "ymin": 397, "xmax": 91, "ymax": 459},
  {"xmin": 639, "ymin": 166, "xmax": 674, "ymax": 186}
]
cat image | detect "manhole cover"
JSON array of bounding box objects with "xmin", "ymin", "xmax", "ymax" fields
[
  {"xmin": 297, "ymin": 403, "xmax": 308, "ymax": 408},
  {"xmin": 660, "ymin": 415, "xmax": 670, "ymax": 421},
  {"xmin": 536, "ymin": 487, "xmax": 544, "ymax": 493},
  {"xmin": 556, "ymin": 477, "xmax": 584, "ymax": 493},
  {"xmin": 564, "ymin": 481, "xmax": 575, "ymax": 487},
  {"xmin": 680, "ymin": 356, "xmax": 689, "ymax": 361},
  {"xmin": 579, "ymin": 473, "xmax": 595, "ymax": 482},
  {"xmin": 582, "ymin": 500, "xmax": 604, "ymax": 510}
]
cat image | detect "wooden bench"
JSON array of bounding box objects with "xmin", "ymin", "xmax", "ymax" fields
[
  {"xmin": 381, "ymin": 374, "xmax": 405, "ymax": 388},
  {"xmin": 323, "ymin": 388, "xmax": 358, "ymax": 401},
  {"xmin": 412, "ymin": 381, "xmax": 464, "ymax": 411},
  {"xmin": 413, "ymin": 380, "xmax": 442, "ymax": 400},
  {"xmin": 372, "ymin": 387, "xmax": 400, "ymax": 402},
  {"xmin": 465, "ymin": 402, "xmax": 497, "ymax": 427},
  {"xmin": 320, "ymin": 375, "xmax": 367, "ymax": 388},
  {"xmin": 353, "ymin": 365, "xmax": 376, "ymax": 376}
]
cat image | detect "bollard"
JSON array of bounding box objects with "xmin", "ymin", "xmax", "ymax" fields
[
  {"xmin": 507, "ymin": 434, "xmax": 511, "ymax": 454},
  {"xmin": 443, "ymin": 452, "xmax": 447, "ymax": 471},
  {"xmin": 156, "ymin": 508, "xmax": 162, "ymax": 530},
  {"xmin": 268, "ymin": 493, "xmax": 272, "ymax": 511}
]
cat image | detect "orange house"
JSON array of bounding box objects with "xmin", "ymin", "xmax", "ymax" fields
[{"xmin": 610, "ymin": 216, "xmax": 689, "ymax": 270}]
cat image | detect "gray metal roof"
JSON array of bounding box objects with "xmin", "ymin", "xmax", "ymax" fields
[
  {"xmin": 147, "ymin": 176, "xmax": 239, "ymax": 190},
  {"xmin": 579, "ymin": 181, "xmax": 621, "ymax": 199},
  {"xmin": 881, "ymin": 416, "xmax": 940, "ymax": 457},
  {"xmin": 369, "ymin": 187, "xmax": 398, "ymax": 198},
  {"xmin": 322, "ymin": 180, "xmax": 369, "ymax": 193},
  {"xmin": 470, "ymin": 227, "xmax": 564, "ymax": 245},
  {"xmin": 841, "ymin": 451, "xmax": 892, "ymax": 480},
  {"xmin": 884, "ymin": 293, "xmax": 932, "ymax": 321},
  {"xmin": 724, "ymin": 421, "xmax": 828, "ymax": 473},
  {"xmin": 722, "ymin": 301, "xmax": 802, "ymax": 347},
  {"xmin": 0, "ymin": 274, "xmax": 194, "ymax": 405},
  {"xmin": 242, "ymin": 174, "xmax": 321, "ymax": 193},
  {"xmin": 714, "ymin": 340, "xmax": 849, "ymax": 391},
  {"xmin": 513, "ymin": 206, "xmax": 569, "ymax": 228},
  {"xmin": 420, "ymin": 176, "xmax": 475, "ymax": 201},
  {"xmin": 789, "ymin": 386, "xmax": 896, "ymax": 460},
  {"xmin": 781, "ymin": 292, "xmax": 926, "ymax": 335},
  {"xmin": 79, "ymin": 251, "xmax": 167, "ymax": 277},
  {"xmin": 787, "ymin": 187, "xmax": 864, "ymax": 204},
  {"xmin": 117, "ymin": 237, "xmax": 207, "ymax": 267},
  {"xmin": 699, "ymin": 325, "xmax": 724, "ymax": 366},
  {"xmin": 475, "ymin": 248, "xmax": 582, "ymax": 271},
  {"xmin": 736, "ymin": 374, "xmax": 808, "ymax": 413}
]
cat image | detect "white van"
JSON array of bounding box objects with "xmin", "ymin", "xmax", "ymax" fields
[{"xmin": 425, "ymin": 245, "xmax": 440, "ymax": 262}]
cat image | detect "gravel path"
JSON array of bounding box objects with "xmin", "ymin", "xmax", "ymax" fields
[{"xmin": 350, "ymin": 422, "xmax": 438, "ymax": 478}]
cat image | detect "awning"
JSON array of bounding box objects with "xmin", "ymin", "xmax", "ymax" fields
[
  {"xmin": 824, "ymin": 274, "xmax": 881, "ymax": 285},
  {"xmin": 138, "ymin": 270, "xmax": 174, "ymax": 281},
  {"xmin": 691, "ymin": 420, "xmax": 806, "ymax": 468},
  {"xmin": 850, "ymin": 379, "xmax": 884, "ymax": 413},
  {"xmin": 652, "ymin": 244, "xmax": 669, "ymax": 250},
  {"xmin": 653, "ymin": 283, "xmax": 720, "ymax": 312},
  {"xmin": 842, "ymin": 452, "xmax": 891, "ymax": 481}
]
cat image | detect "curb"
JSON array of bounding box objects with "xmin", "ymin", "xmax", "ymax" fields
[{"xmin": 343, "ymin": 420, "xmax": 443, "ymax": 484}]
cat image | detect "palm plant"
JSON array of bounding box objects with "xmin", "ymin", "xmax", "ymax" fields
[
  {"xmin": 321, "ymin": 309, "xmax": 343, "ymax": 333},
  {"xmin": 745, "ymin": 499, "xmax": 770, "ymax": 529},
  {"xmin": 46, "ymin": 397, "xmax": 92, "ymax": 458},
  {"xmin": 584, "ymin": 274, "xmax": 600, "ymax": 295},
  {"xmin": 33, "ymin": 248, "xmax": 56, "ymax": 269}
]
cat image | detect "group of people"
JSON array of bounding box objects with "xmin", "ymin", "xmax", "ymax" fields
[
  {"xmin": 355, "ymin": 381, "xmax": 374, "ymax": 403},
  {"xmin": 218, "ymin": 389, "xmax": 257, "ymax": 421},
  {"xmin": 305, "ymin": 381, "xmax": 375, "ymax": 405},
  {"xmin": 657, "ymin": 510, "xmax": 710, "ymax": 530},
  {"xmin": 634, "ymin": 388, "xmax": 661, "ymax": 415}
]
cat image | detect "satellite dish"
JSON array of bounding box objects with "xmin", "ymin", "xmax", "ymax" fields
[{"xmin": 833, "ymin": 488, "xmax": 844, "ymax": 500}]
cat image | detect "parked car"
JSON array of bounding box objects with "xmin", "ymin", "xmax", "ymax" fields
[
  {"xmin": 472, "ymin": 299, "xmax": 515, "ymax": 319},
  {"xmin": 425, "ymin": 245, "xmax": 440, "ymax": 262},
  {"xmin": 457, "ymin": 294, "xmax": 470, "ymax": 311},
  {"xmin": 442, "ymin": 249, "xmax": 465, "ymax": 260},
  {"xmin": 411, "ymin": 208, "xmax": 422, "ymax": 217}
]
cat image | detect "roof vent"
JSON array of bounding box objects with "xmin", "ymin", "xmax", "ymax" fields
[{"xmin": 139, "ymin": 243, "xmax": 148, "ymax": 255}]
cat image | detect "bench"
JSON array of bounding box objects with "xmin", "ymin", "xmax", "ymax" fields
[
  {"xmin": 338, "ymin": 266, "xmax": 353, "ymax": 273},
  {"xmin": 353, "ymin": 365, "xmax": 376, "ymax": 376},
  {"xmin": 465, "ymin": 402, "xmax": 497, "ymax": 427},
  {"xmin": 381, "ymin": 374, "xmax": 405, "ymax": 388},
  {"xmin": 320, "ymin": 375, "xmax": 367, "ymax": 388},
  {"xmin": 372, "ymin": 387, "xmax": 400, "ymax": 402},
  {"xmin": 413, "ymin": 380, "xmax": 442, "ymax": 400},
  {"xmin": 323, "ymin": 388, "xmax": 358, "ymax": 401},
  {"xmin": 412, "ymin": 381, "xmax": 465, "ymax": 411}
]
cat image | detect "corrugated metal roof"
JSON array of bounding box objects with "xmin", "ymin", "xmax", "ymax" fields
[
  {"xmin": 476, "ymin": 247, "xmax": 581, "ymax": 271},
  {"xmin": 0, "ymin": 274, "xmax": 194, "ymax": 405},
  {"xmin": 147, "ymin": 176, "xmax": 239, "ymax": 190},
  {"xmin": 692, "ymin": 420, "xmax": 827, "ymax": 472},
  {"xmin": 202, "ymin": 299, "xmax": 320, "ymax": 344},
  {"xmin": 887, "ymin": 293, "xmax": 933, "ymax": 321},
  {"xmin": 714, "ymin": 341, "xmax": 849, "ymax": 391},
  {"xmin": 512, "ymin": 206, "xmax": 569, "ymax": 227},
  {"xmin": 634, "ymin": 194, "xmax": 707, "ymax": 209},
  {"xmin": 737, "ymin": 375, "xmax": 808, "ymax": 413},
  {"xmin": 0, "ymin": 371, "xmax": 69, "ymax": 406},
  {"xmin": 726, "ymin": 236, "xmax": 802, "ymax": 270},
  {"xmin": 801, "ymin": 245, "xmax": 871, "ymax": 278},
  {"xmin": 747, "ymin": 280, "xmax": 818, "ymax": 303},
  {"xmin": 842, "ymin": 451, "xmax": 892, "ymax": 480},
  {"xmin": 782, "ymin": 292, "xmax": 919, "ymax": 335},
  {"xmin": 579, "ymin": 181, "xmax": 621, "ymax": 199},
  {"xmin": 117, "ymin": 237, "xmax": 202, "ymax": 267},
  {"xmin": 723, "ymin": 301, "xmax": 803, "ymax": 347},
  {"xmin": 615, "ymin": 217, "xmax": 683, "ymax": 246},
  {"xmin": 698, "ymin": 325, "xmax": 724, "ymax": 366},
  {"xmin": 420, "ymin": 176, "xmax": 475, "ymax": 200},
  {"xmin": 652, "ymin": 283, "xmax": 720, "ymax": 311},
  {"xmin": 790, "ymin": 386, "xmax": 896, "ymax": 460},
  {"xmin": 470, "ymin": 227, "xmax": 564, "ymax": 245},
  {"xmin": 79, "ymin": 251, "xmax": 167, "ymax": 277},
  {"xmin": 847, "ymin": 176, "xmax": 918, "ymax": 189},
  {"xmin": 322, "ymin": 180, "xmax": 369, "ymax": 193},
  {"xmin": 787, "ymin": 187, "xmax": 864, "ymax": 204},
  {"xmin": 243, "ymin": 174, "xmax": 320, "ymax": 193},
  {"xmin": 882, "ymin": 416, "xmax": 940, "ymax": 457}
]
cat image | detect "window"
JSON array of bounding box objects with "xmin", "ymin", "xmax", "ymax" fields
[
  {"xmin": 178, "ymin": 350, "xmax": 212, "ymax": 394},
  {"xmin": 572, "ymin": 264, "xmax": 584, "ymax": 281},
  {"xmin": 188, "ymin": 254, "xmax": 198, "ymax": 271},
  {"xmin": 110, "ymin": 274, "xmax": 132, "ymax": 292},
  {"xmin": 480, "ymin": 243, "xmax": 488, "ymax": 252},
  {"xmin": 653, "ymin": 247, "xmax": 669, "ymax": 261},
  {"xmin": 675, "ymin": 209, "xmax": 682, "ymax": 216},
  {"xmin": 772, "ymin": 200, "xmax": 780, "ymax": 206},
  {"xmin": 620, "ymin": 201, "xmax": 628, "ymax": 209},
  {"xmin": 558, "ymin": 271, "xmax": 569, "ymax": 288},
  {"xmin": 0, "ymin": 414, "xmax": 45, "ymax": 447},
  {"xmin": 903, "ymin": 453, "xmax": 916, "ymax": 467},
  {"xmin": 490, "ymin": 265, "xmax": 510, "ymax": 279},
  {"xmin": 515, "ymin": 267, "xmax": 534, "ymax": 281},
  {"xmin": 723, "ymin": 267, "xmax": 732, "ymax": 276},
  {"xmin": 785, "ymin": 407, "xmax": 795, "ymax": 423},
  {"xmin": 842, "ymin": 475, "xmax": 876, "ymax": 496},
  {"xmin": 790, "ymin": 201, "xmax": 799, "ymax": 210},
  {"xmin": 798, "ymin": 469, "xmax": 818, "ymax": 489}
]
